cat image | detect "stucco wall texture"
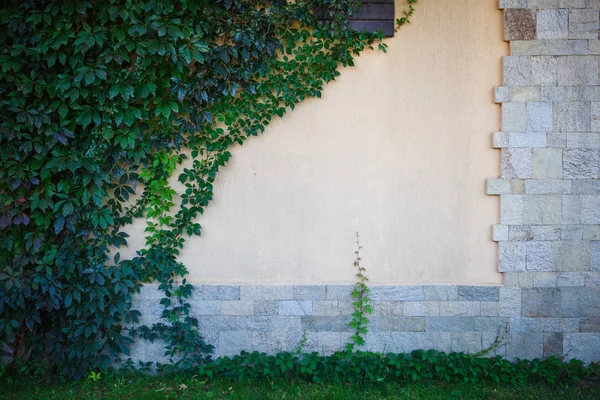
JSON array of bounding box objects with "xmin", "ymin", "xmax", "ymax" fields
[{"xmin": 122, "ymin": 0, "xmax": 507, "ymax": 285}]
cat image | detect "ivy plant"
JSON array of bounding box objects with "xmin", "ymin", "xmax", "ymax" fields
[{"xmin": 0, "ymin": 0, "xmax": 417, "ymax": 378}]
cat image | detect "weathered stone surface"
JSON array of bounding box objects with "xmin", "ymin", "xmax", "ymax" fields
[
  {"xmin": 481, "ymin": 301, "xmax": 501, "ymax": 316},
  {"xmin": 371, "ymin": 301, "xmax": 404, "ymax": 316},
  {"xmin": 590, "ymin": 241, "xmax": 600, "ymax": 268},
  {"xmin": 301, "ymin": 316, "xmax": 352, "ymax": 332},
  {"xmin": 451, "ymin": 332, "xmax": 483, "ymax": 354},
  {"xmin": 254, "ymin": 300, "xmax": 279, "ymax": 316},
  {"xmin": 556, "ymin": 271, "xmax": 585, "ymax": 286},
  {"xmin": 510, "ymin": 317, "xmax": 579, "ymax": 332},
  {"xmin": 316, "ymin": 332, "xmax": 341, "ymax": 355},
  {"xmin": 504, "ymin": 57, "xmax": 531, "ymax": 86},
  {"xmin": 439, "ymin": 302, "xmax": 481, "ymax": 317},
  {"xmin": 528, "ymin": 0, "xmax": 559, "ymax": 7},
  {"xmin": 563, "ymin": 149, "xmax": 599, "ymax": 179},
  {"xmin": 240, "ymin": 286, "xmax": 293, "ymax": 300},
  {"xmin": 537, "ymin": 9, "xmax": 568, "ymax": 39},
  {"xmin": 522, "ymin": 287, "xmax": 600, "ymax": 317},
  {"xmin": 379, "ymin": 317, "xmax": 425, "ymax": 332},
  {"xmin": 236, "ymin": 316, "xmax": 301, "ymax": 331},
  {"xmin": 499, "ymin": 242, "xmax": 527, "ymax": 272},
  {"xmin": 493, "ymin": 225, "xmax": 509, "ymax": 241},
  {"xmin": 370, "ymin": 286, "xmax": 424, "ymax": 301},
  {"xmin": 532, "ymin": 148, "xmax": 562, "ymax": 179},
  {"xmin": 198, "ymin": 316, "xmax": 237, "ymax": 331},
  {"xmin": 562, "ymin": 195, "xmax": 582, "ymax": 224},
  {"xmin": 533, "ymin": 272, "xmax": 557, "ymax": 287},
  {"xmin": 509, "ymin": 225, "xmax": 561, "ymax": 241},
  {"xmin": 220, "ymin": 331, "xmax": 252, "ymax": 356},
  {"xmin": 220, "ymin": 301, "xmax": 254, "ymax": 316},
  {"xmin": 511, "ymin": 179, "xmax": 526, "ymax": 194},
  {"xmin": 554, "ymin": 102, "xmax": 591, "ymax": 132},
  {"xmin": 496, "ymin": 86, "xmax": 510, "ymax": 103},
  {"xmin": 279, "ymin": 300, "xmax": 313, "ymax": 316},
  {"xmin": 581, "ymin": 195, "xmax": 600, "ymax": 224},
  {"xmin": 580, "ymin": 318, "xmax": 600, "ymax": 332},
  {"xmin": 572, "ymin": 180, "xmax": 600, "ymax": 194},
  {"xmin": 541, "ymin": 86, "xmax": 580, "ymax": 101},
  {"xmin": 502, "ymin": 149, "xmax": 532, "ymax": 178},
  {"xmin": 569, "ymin": 9, "xmax": 600, "ymax": 39},
  {"xmin": 293, "ymin": 285, "xmax": 326, "ymax": 300},
  {"xmin": 584, "ymin": 226, "xmax": 600, "ymax": 240},
  {"xmin": 499, "ymin": 288, "xmax": 523, "ymax": 317},
  {"xmin": 506, "ymin": 333, "xmax": 544, "ymax": 361},
  {"xmin": 552, "ymin": 240, "xmax": 590, "ymax": 270},
  {"xmin": 488, "ymin": 179, "xmax": 511, "ymax": 194},
  {"xmin": 505, "ymin": 9, "xmax": 537, "ymax": 40},
  {"xmin": 543, "ymin": 332, "xmax": 564, "ymax": 358},
  {"xmin": 504, "ymin": 272, "xmax": 535, "ymax": 287},
  {"xmin": 457, "ymin": 286, "xmax": 500, "ymax": 301},
  {"xmin": 404, "ymin": 301, "xmax": 441, "ymax": 317},
  {"xmin": 568, "ymin": 132, "xmax": 600, "ymax": 148},
  {"xmin": 312, "ymin": 300, "xmax": 353, "ymax": 316},
  {"xmin": 511, "ymin": 86, "xmax": 541, "ymax": 101},
  {"xmin": 511, "ymin": 40, "xmax": 588, "ymax": 56},
  {"xmin": 527, "ymin": 241, "xmax": 553, "ymax": 271},
  {"xmin": 547, "ymin": 132, "xmax": 567, "ymax": 147},
  {"xmin": 509, "ymin": 133, "xmax": 547, "ymax": 148},
  {"xmin": 531, "ymin": 56, "xmax": 558, "ymax": 86},
  {"xmin": 525, "ymin": 180, "xmax": 571, "ymax": 194},
  {"xmin": 493, "ymin": 131, "xmax": 508, "ymax": 148},
  {"xmin": 557, "ymin": 56, "xmax": 599, "ymax": 85},
  {"xmin": 325, "ymin": 285, "xmax": 353, "ymax": 299},
  {"xmin": 475, "ymin": 317, "xmax": 508, "ymax": 331},
  {"xmin": 188, "ymin": 300, "xmax": 221, "ymax": 316},
  {"xmin": 526, "ymin": 102, "xmax": 552, "ymax": 132},
  {"xmin": 426, "ymin": 317, "xmax": 475, "ymax": 332},
  {"xmin": 564, "ymin": 333, "xmax": 600, "ymax": 362},
  {"xmin": 523, "ymin": 195, "xmax": 562, "ymax": 224},
  {"xmin": 203, "ymin": 285, "xmax": 240, "ymax": 300},
  {"xmin": 253, "ymin": 331, "xmax": 317, "ymax": 354},
  {"xmin": 500, "ymin": 0, "xmax": 527, "ymax": 8}
]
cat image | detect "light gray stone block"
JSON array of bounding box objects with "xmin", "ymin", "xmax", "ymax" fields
[
  {"xmin": 198, "ymin": 316, "xmax": 237, "ymax": 331},
  {"xmin": 590, "ymin": 241, "xmax": 600, "ymax": 268},
  {"xmin": 584, "ymin": 226, "xmax": 600, "ymax": 240},
  {"xmin": 582, "ymin": 86, "xmax": 600, "ymax": 101},
  {"xmin": 504, "ymin": 272, "xmax": 534, "ymax": 287},
  {"xmin": 404, "ymin": 301, "xmax": 441, "ymax": 316},
  {"xmin": 523, "ymin": 195, "xmax": 562, "ymax": 224},
  {"xmin": 498, "ymin": 242, "xmax": 526, "ymax": 272},
  {"xmin": 475, "ymin": 317, "xmax": 509, "ymax": 332},
  {"xmin": 493, "ymin": 131, "xmax": 508, "ymax": 148},
  {"xmin": 240, "ymin": 286, "xmax": 294, "ymax": 300},
  {"xmin": 503, "ymin": 102, "xmax": 527, "ymax": 132},
  {"xmin": 499, "ymin": 242, "xmax": 527, "ymax": 272},
  {"xmin": 496, "ymin": 86, "xmax": 510, "ymax": 103},
  {"xmin": 457, "ymin": 286, "xmax": 500, "ymax": 301},
  {"xmin": 220, "ymin": 301, "xmax": 253, "ymax": 316},
  {"xmin": 573, "ymin": 180, "xmax": 600, "ymax": 194},
  {"xmin": 532, "ymin": 148, "xmax": 562, "ymax": 179},
  {"xmin": 509, "ymin": 133, "xmax": 547, "ymax": 147},
  {"xmin": 508, "ymin": 225, "xmax": 561, "ymax": 241},
  {"xmin": 562, "ymin": 195, "xmax": 582, "ymax": 224},
  {"xmin": 561, "ymin": 225, "xmax": 584, "ymax": 240},
  {"xmin": 220, "ymin": 331, "xmax": 252, "ymax": 356},
  {"xmin": 569, "ymin": 9, "xmax": 600, "ymax": 39},
  {"xmin": 511, "ymin": 86, "xmax": 541, "ymax": 102},
  {"xmin": 502, "ymin": 148, "xmax": 532, "ymax": 178},
  {"xmin": 559, "ymin": 0, "xmax": 586, "ymax": 7},
  {"xmin": 312, "ymin": 300, "xmax": 353, "ymax": 316},
  {"xmin": 370, "ymin": 286, "xmax": 425, "ymax": 301},
  {"xmin": 563, "ymin": 149, "xmax": 599, "ymax": 179},
  {"xmin": 525, "ymin": 179, "xmax": 571, "ymax": 194},
  {"xmin": 537, "ymin": 9, "xmax": 568, "ymax": 39},
  {"xmin": 557, "ymin": 271, "xmax": 585, "ymax": 286},
  {"xmin": 527, "ymin": 241, "xmax": 553, "ymax": 271},
  {"xmin": 325, "ymin": 285, "xmax": 353, "ymax": 299},
  {"xmin": 371, "ymin": 301, "xmax": 404, "ymax": 316},
  {"xmin": 279, "ymin": 300, "xmax": 313, "ymax": 316},
  {"xmin": 547, "ymin": 132, "xmax": 567, "ymax": 147},
  {"xmin": 525, "ymin": 101, "xmax": 552, "ymax": 133},
  {"xmin": 592, "ymin": 103, "xmax": 600, "ymax": 132},
  {"xmin": 203, "ymin": 285, "xmax": 240, "ymax": 300},
  {"xmin": 500, "ymin": 0, "xmax": 527, "ymax": 8},
  {"xmin": 580, "ymin": 318, "xmax": 600, "ymax": 332},
  {"xmin": 450, "ymin": 332, "xmax": 483, "ymax": 354},
  {"xmin": 499, "ymin": 288, "xmax": 522, "ymax": 317},
  {"xmin": 316, "ymin": 332, "xmax": 341, "ymax": 355},
  {"xmin": 293, "ymin": 285, "xmax": 326, "ymax": 300},
  {"xmin": 511, "ymin": 40, "xmax": 588, "ymax": 56},
  {"xmin": 137, "ymin": 283, "xmax": 163, "ymax": 300},
  {"xmin": 552, "ymin": 241, "xmax": 590, "ymax": 271},
  {"xmin": 439, "ymin": 301, "xmax": 481, "ymax": 317},
  {"xmin": 544, "ymin": 332, "xmax": 564, "ymax": 358},
  {"xmin": 564, "ymin": 333, "xmax": 600, "ymax": 362},
  {"xmin": 506, "ymin": 333, "xmax": 544, "ymax": 361},
  {"xmin": 189, "ymin": 300, "xmax": 221, "ymax": 316},
  {"xmin": 554, "ymin": 102, "xmax": 591, "ymax": 132},
  {"xmin": 511, "ymin": 179, "xmax": 526, "ymax": 194},
  {"xmin": 253, "ymin": 331, "xmax": 317, "ymax": 354},
  {"xmin": 236, "ymin": 316, "xmax": 301, "ymax": 331},
  {"xmin": 527, "ymin": 0, "xmax": 559, "ymax": 7},
  {"xmin": 533, "ymin": 271, "xmax": 557, "ymax": 287},
  {"xmin": 301, "ymin": 316, "xmax": 352, "ymax": 332},
  {"xmin": 504, "ymin": 57, "xmax": 532, "ymax": 86},
  {"xmin": 379, "ymin": 317, "xmax": 425, "ymax": 332},
  {"xmin": 426, "ymin": 317, "xmax": 475, "ymax": 332},
  {"xmin": 531, "ymin": 56, "xmax": 558, "ymax": 86},
  {"xmin": 480, "ymin": 301, "xmax": 500, "ymax": 316},
  {"xmin": 523, "ymin": 287, "xmax": 600, "ymax": 317},
  {"xmin": 541, "ymin": 86, "xmax": 581, "ymax": 101},
  {"xmin": 567, "ymin": 132, "xmax": 600, "ymax": 148},
  {"xmin": 493, "ymin": 225, "xmax": 509, "ymax": 241},
  {"xmin": 487, "ymin": 179, "xmax": 511, "ymax": 195},
  {"xmin": 557, "ymin": 56, "xmax": 599, "ymax": 85},
  {"xmin": 585, "ymin": 271, "xmax": 600, "ymax": 285},
  {"xmin": 254, "ymin": 300, "xmax": 279, "ymax": 316},
  {"xmin": 581, "ymin": 195, "xmax": 600, "ymax": 223}
]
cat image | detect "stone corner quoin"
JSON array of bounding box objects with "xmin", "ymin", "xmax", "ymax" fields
[{"xmin": 129, "ymin": 2, "xmax": 600, "ymax": 364}]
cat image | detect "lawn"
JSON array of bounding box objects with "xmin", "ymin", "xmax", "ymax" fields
[{"xmin": 2, "ymin": 375, "xmax": 599, "ymax": 400}]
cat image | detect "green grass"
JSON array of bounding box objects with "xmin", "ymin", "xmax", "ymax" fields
[{"xmin": 2, "ymin": 375, "xmax": 599, "ymax": 400}]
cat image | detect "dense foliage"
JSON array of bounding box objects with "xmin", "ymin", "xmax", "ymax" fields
[
  {"xmin": 198, "ymin": 350, "xmax": 600, "ymax": 386},
  {"xmin": 0, "ymin": 0, "xmax": 417, "ymax": 378}
]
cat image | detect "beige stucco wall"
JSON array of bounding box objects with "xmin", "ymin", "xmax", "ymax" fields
[{"xmin": 122, "ymin": 0, "xmax": 507, "ymax": 284}]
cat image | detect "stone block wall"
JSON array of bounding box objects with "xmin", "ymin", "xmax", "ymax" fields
[{"xmin": 130, "ymin": 1, "xmax": 600, "ymax": 363}]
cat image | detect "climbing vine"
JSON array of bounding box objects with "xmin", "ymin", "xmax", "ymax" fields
[{"xmin": 0, "ymin": 0, "xmax": 417, "ymax": 378}]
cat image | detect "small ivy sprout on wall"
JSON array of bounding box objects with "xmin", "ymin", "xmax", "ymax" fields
[{"xmin": 346, "ymin": 232, "xmax": 373, "ymax": 351}]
